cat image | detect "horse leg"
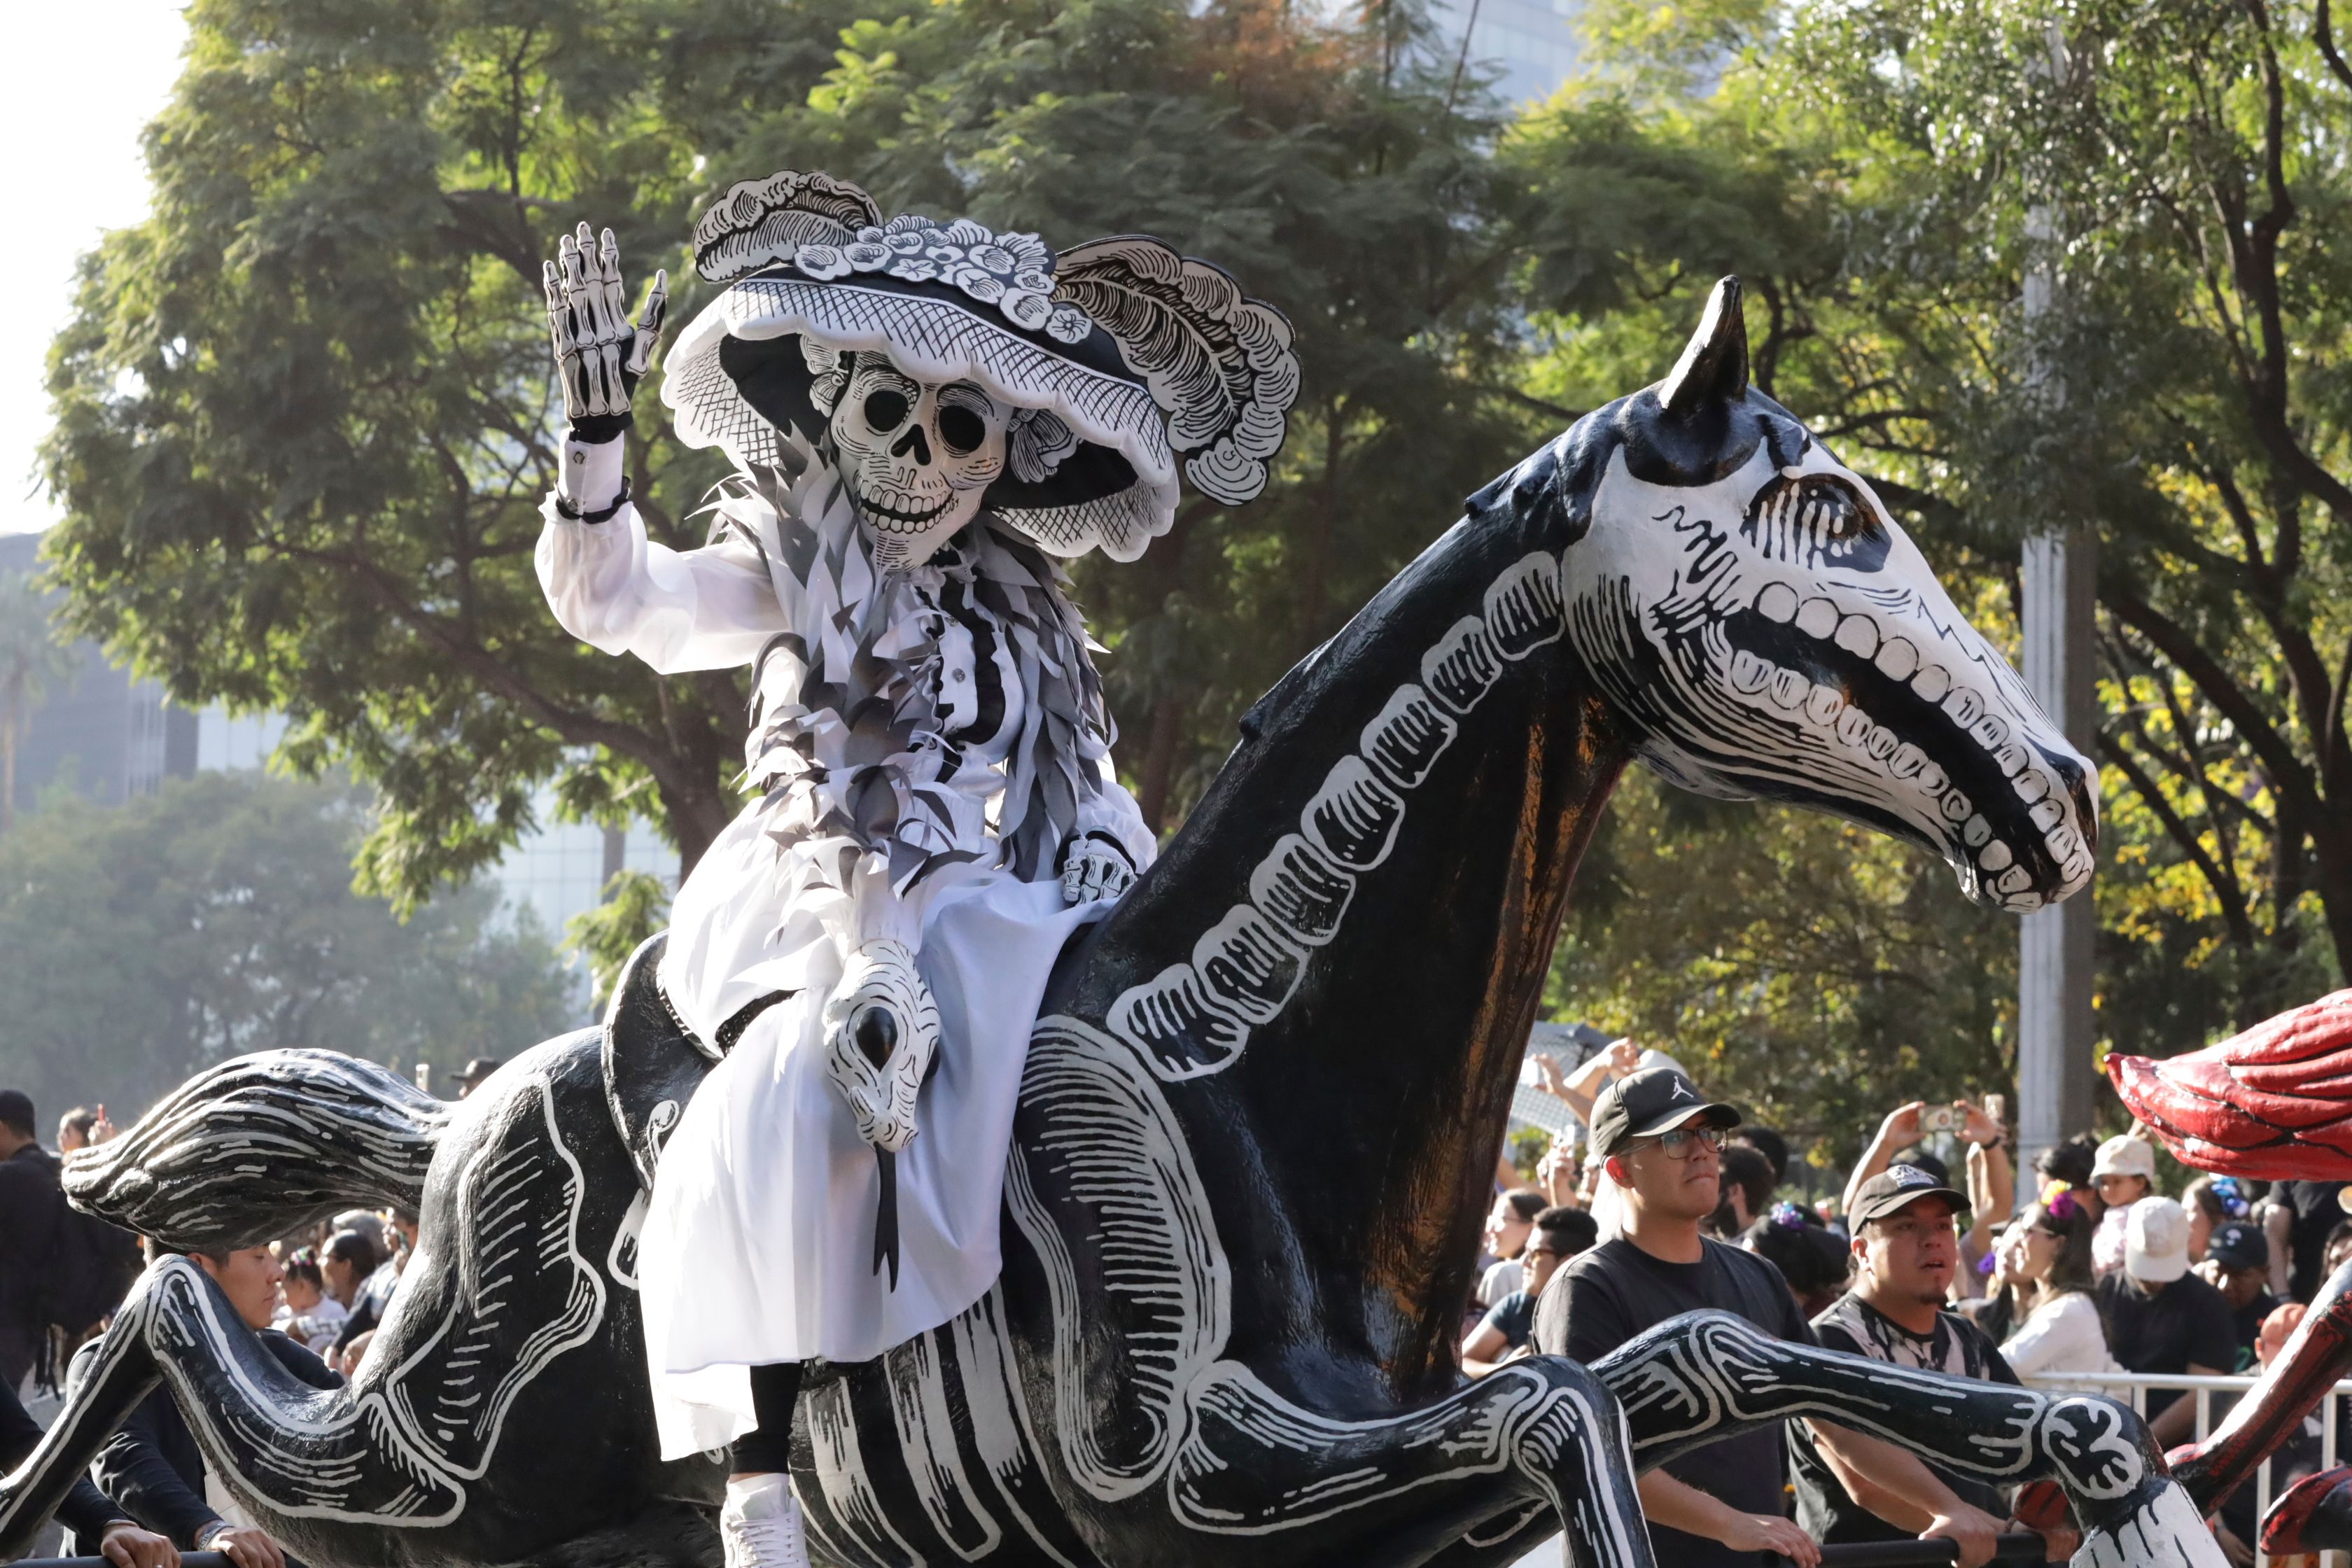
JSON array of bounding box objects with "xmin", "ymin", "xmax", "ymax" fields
[
  {"xmin": 0, "ymin": 1254, "xmax": 461, "ymax": 1563},
  {"xmin": 0, "ymin": 1262, "xmax": 174, "ymax": 1558},
  {"xmin": 1590, "ymin": 1309, "xmax": 2224, "ymax": 1567},
  {"xmin": 2168, "ymin": 1256, "xmax": 2352, "ymax": 1514},
  {"xmin": 65, "ymin": 1048, "xmax": 450, "ymax": 1248},
  {"xmin": 1419, "ymin": 1504, "xmax": 1563, "ymax": 1567},
  {"xmin": 1160, "ymin": 1356, "xmax": 1653, "ymax": 1568}
]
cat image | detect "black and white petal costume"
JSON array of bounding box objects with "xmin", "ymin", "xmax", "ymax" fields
[{"xmin": 533, "ymin": 171, "xmax": 1297, "ymax": 1458}]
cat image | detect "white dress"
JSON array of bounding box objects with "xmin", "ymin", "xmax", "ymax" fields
[{"xmin": 537, "ymin": 454, "xmax": 1154, "ymax": 1458}]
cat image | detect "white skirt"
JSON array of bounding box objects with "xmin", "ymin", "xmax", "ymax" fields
[{"xmin": 636, "ymin": 811, "xmax": 1102, "ymax": 1460}]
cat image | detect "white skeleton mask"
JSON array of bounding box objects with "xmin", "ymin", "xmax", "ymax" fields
[
  {"xmin": 813, "ymin": 351, "xmax": 1009, "ymax": 570},
  {"xmin": 821, "ymin": 939, "xmax": 939, "ymax": 1154}
]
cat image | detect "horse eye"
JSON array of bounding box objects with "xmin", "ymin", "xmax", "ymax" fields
[
  {"xmin": 853, "ymin": 1007, "xmax": 898, "ymax": 1068},
  {"xmin": 938, "ymin": 405, "xmax": 986, "ymax": 454},
  {"xmin": 863, "ymin": 390, "xmax": 909, "ymax": 433}
]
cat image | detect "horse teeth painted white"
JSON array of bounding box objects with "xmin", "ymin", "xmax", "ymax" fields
[{"xmin": 1560, "ymin": 428, "xmax": 2101, "ymax": 917}]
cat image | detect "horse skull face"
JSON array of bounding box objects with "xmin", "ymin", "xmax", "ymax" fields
[
  {"xmin": 1556, "ymin": 284, "xmax": 2099, "ymax": 914},
  {"xmin": 822, "ymin": 939, "xmax": 939, "ymax": 1154},
  {"xmin": 824, "ymin": 355, "xmax": 1009, "ymax": 570}
]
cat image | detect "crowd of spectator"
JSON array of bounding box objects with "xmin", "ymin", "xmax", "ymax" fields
[
  {"xmin": 15, "ymin": 1030, "xmax": 2352, "ymax": 1568},
  {"xmin": 1465, "ymin": 1040, "xmax": 2352, "ymax": 1567},
  {"xmin": 1, "ymin": 1060, "xmax": 503, "ymax": 1568}
]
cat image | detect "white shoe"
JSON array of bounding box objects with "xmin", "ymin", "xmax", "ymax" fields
[{"xmin": 722, "ymin": 1473, "xmax": 809, "ymax": 1568}]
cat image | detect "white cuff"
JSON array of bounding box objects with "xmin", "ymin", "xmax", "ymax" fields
[{"xmin": 559, "ymin": 435, "xmax": 628, "ymax": 514}]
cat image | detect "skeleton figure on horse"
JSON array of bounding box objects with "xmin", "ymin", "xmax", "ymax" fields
[{"xmin": 0, "ymin": 174, "xmax": 2232, "ymax": 1568}]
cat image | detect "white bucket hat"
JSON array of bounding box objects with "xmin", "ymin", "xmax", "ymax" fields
[
  {"xmin": 2092, "ymin": 1133, "xmax": 2157, "ymax": 1183},
  {"xmin": 662, "ymin": 169, "xmax": 1301, "ymax": 562}
]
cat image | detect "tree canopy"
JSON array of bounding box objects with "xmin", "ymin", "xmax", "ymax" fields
[{"xmin": 0, "ymin": 770, "xmax": 580, "ymax": 1122}]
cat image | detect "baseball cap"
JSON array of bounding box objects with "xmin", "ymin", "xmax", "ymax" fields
[
  {"xmin": 1589, "ymin": 1068, "xmax": 1740, "ymax": 1158},
  {"xmin": 1850, "ymin": 1164, "xmax": 1970, "ymax": 1229},
  {"xmin": 2126, "ymin": 1196, "xmax": 2192, "ymax": 1284},
  {"xmin": 2207, "ymin": 1219, "xmax": 2269, "ymax": 1274},
  {"xmin": 2092, "ymin": 1134, "xmax": 2157, "ymax": 1182}
]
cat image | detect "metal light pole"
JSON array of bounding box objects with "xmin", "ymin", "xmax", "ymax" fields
[{"xmin": 2014, "ymin": 24, "xmax": 2099, "ymax": 1186}]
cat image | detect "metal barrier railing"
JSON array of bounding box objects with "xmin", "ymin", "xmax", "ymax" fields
[
  {"xmin": 2021, "ymin": 1369, "xmax": 2352, "ymax": 1568},
  {"xmin": 1811, "ymin": 1532, "xmax": 2047, "ymax": 1566}
]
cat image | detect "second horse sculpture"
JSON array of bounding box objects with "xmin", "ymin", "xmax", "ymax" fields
[{"xmin": 1, "ymin": 279, "xmax": 2217, "ymax": 1568}]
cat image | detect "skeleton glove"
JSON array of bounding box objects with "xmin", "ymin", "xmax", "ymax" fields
[
  {"xmin": 821, "ymin": 939, "xmax": 943, "ymax": 1292},
  {"xmin": 542, "ymin": 222, "xmax": 668, "ymax": 448},
  {"xmin": 1060, "ymin": 832, "xmax": 1138, "ymax": 906}
]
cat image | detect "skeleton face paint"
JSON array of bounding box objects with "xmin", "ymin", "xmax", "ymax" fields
[
  {"xmin": 1561, "ymin": 439, "xmax": 2099, "ymax": 914},
  {"xmin": 822, "ymin": 939, "xmax": 939, "ymax": 1154},
  {"xmin": 822, "ymin": 355, "xmax": 1009, "ymax": 570}
]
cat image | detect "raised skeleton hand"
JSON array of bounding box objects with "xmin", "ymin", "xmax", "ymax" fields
[
  {"xmin": 543, "ymin": 221, "xmax": 667, "ymax": 442},
  {"xmin": 1060, "ymin": 832, "xmax": 1138, "ymax": 906}
]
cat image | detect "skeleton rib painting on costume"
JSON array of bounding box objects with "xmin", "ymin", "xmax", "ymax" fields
[{"xmin": 536, "ymin": 169, "xmax": 1301, "ymax": 1566}]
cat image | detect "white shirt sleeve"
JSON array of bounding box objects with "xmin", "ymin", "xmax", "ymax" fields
[
  {"xmin": 1071, "ymin": 757, "xmax": 1158, "ymax": 872},
  {"xmin": 535, "ymin": 498, "xmax": 786, "ymax": 675}
]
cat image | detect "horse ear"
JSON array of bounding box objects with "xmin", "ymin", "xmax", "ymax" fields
[{"xmin": 1658, "ymin": 276, "xmax": 1749, "ymax": 416}]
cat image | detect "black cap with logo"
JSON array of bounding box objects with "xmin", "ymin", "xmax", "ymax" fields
[
  {"xmin": 1849, "ymin": 1164, "xmax": 1969, "ymax": 1229},
  {"xmin": 1589, "ymin": 1068, "xmax": 1741, "ymax": 1158},
  {"xmin": 2207, "ymin": 1219, "xmax": 2269, "ymax": 1273}
]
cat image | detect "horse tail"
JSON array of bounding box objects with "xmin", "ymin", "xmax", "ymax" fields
[{"xmin": 66, "ymin": 1049, "xmax": 451, "ymax": 1249}]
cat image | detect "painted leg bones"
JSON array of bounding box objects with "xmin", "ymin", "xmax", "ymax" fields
[{"xmin": 1593, "ymin": 1310, "xmax": 2225, "ymax": 1568}]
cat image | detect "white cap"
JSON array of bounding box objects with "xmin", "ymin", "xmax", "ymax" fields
[
  {"xmin": 2092, "ymin": 1134, "xmax": 2157, "ymax": 1182},
  {"xmin": 2126, "ymin": 1197, "xmax": 2191, "ymax": 1284}
]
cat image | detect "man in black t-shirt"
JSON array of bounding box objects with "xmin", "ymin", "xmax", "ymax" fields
[
  {"xmin": 1792, "ymin": 1168, "xmax": 2047, "ymax": 1552},
  {"xmin": 2264, "ymin": 1180, "xmax": 2349, "ymax": 1303},
  {"xmin": 1534, "ymin": 1069, "xmax": 2001, "ymax": 1568},
  {"xmin": 2096, "ymin": 1197, "xmax": 2237, "ymax": 1446},
  {"xmin": 1462, "ymin": 1206, "xmax": 1596, "ymax": 1376}
]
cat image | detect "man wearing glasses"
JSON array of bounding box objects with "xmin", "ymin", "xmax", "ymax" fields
[{"xmin": 1533, "ymin": 1068, "xmax": 2003, "ymax": 1568}]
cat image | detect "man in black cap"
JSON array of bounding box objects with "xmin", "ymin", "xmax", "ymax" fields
[
  {"xmin": 2201, "ymin": 1219, "xmax": 2281, "ymax": 1371},
  {"xmin": 1793, "ymin": 1168, "xmax": 2063, "ymax": 1557},
  {"xmin": 1534, "ymin": 1068, "xmax": 2001, "ymax": 1568},
  {"xmin": 0, "ymin": 1087, "xmax": 60, "ymax": 1390},
  {"xmin": 455, "ymin": 1059, "xmax": 502, "ymax": 1100}
]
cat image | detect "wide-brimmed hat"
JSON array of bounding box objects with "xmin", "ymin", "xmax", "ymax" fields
[{"xmin": 662, "ymin": 169, "xmax": 1301, "ymax": 563}]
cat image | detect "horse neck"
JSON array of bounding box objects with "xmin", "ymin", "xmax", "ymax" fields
[{"xmin": 1062, "ymin": 511, "xmax": 1632, "ymax": 1387}]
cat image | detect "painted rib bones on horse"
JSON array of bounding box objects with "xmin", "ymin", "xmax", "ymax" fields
[{"xmin": 1, "ymin": 278, "xmax": 2196, "ymax": 1568}]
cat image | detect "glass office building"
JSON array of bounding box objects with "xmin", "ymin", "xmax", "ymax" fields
[{"xmin": 1428, "ymin": 0, "xmax": 1582, "ymax": 106}]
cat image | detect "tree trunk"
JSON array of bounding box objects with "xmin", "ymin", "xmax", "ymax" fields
[
  {"xmin": 1135, "ymin": 694, "xmax": 1186, "ymax": 834},
  {"xmin": 2310, "ymin": 824, "xmax": 2352, "ymax": 987}
]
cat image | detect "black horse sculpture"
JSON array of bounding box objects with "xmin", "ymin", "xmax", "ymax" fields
[{"xmin": 0, "ymin": 281, "xmax": 2210, "ymax": 1568}]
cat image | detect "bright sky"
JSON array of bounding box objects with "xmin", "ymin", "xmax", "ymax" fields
[{"xmin": 1, "ymin": 4, "xmax": 191, "ymax": 535}]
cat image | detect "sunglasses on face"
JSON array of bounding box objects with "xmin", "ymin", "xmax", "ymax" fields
[{"xmin": 1633, "ymin": 1126, "xmax": 1728, "ymax": 1161}]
